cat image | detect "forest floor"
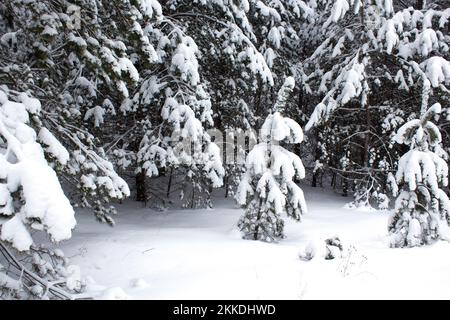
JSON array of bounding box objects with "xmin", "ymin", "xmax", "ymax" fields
[{"xmin": 60, "ymin": 186, "xmax": 450, "ymax": 299}]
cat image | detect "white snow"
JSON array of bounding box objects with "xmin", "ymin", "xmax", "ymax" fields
[
  {"xmin": 326, "ymin": 0, "xmax": 350, "ymax": 26},
  {"xmin": 0, "ymin": 215, "xmax": 33, "ymax": 252},
  {"xmin": 59, "ymin": 187, "xmax": 450, "ymax": 299},
  {"xmin": 268, "ymin": 27, "xmax": 282, "ymax": 49},
  {"xmin": 383, "ymin": 19, "xmax": 399, "ymax": 54},
  {"xmin": 420, "ymin": 56, "xmax": 450, "ymax": 88},
  {"xmin": 118, "ymin": 58, "xmax": 140, "ymax": 83},
  {"xmin": 137, "ymin": 0, "xmax": 162, "ymax": 19},
  {"xmin": 264, "ymin": 48, "xmax": 276, "ymax": 68},
  {"xmin": 99, "ymin": 287, "xmax": 130, "ymax": 300},
  {"xmin": 38, "ymin": 128, "xmax": 70, "ymax": 165},
  {"xmin": 171, "ymin": 36, "xmax": 200, "ymax": 86},
  {"xmin": 130, "ymin": 278, "xmax": 150, "ymax": 289},
  {"xmin": 260, "ymin": 112, "xmax": 304, "ymax": 143},
  {"xmin": 256, "ymin": 1, "xmax": 281, "ymax": 21},
  {"xmin": 65, "ymin": 265, "xmax": 82, "ymax": 291},
  {"xmin": 305, "ymin": 56, "xmax": 365, "ymax": 131},
  {"xmin": 0, "ymin": 92, "xmax": 76, "ymax": 251},
  {"xmin": 339, "ymin": 62, "xmax": 365, "ymax": 105},
  {"xmin": 84, "ymin": 105, "xmax": 106, "ymax": 127}
]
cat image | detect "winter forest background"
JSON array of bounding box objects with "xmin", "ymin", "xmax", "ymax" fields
[{"xmin": 0, "ymin": 0, "xmax": 449, "ymax": 299}]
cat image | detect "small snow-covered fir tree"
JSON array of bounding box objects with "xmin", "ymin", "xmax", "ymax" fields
[
  {"xmin": 236, "ymin": 77, "xmax": 307, "ymax": 241},
  {"xmin": 389, "ymin": 103, "xmax": 450, "ymax": 248}
]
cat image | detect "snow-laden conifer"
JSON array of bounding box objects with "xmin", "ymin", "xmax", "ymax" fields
[
  {"xmin": 389, "ymin": 103, "xmax": 450, "ymax": 247},
  {"xmin": 236, "ymin": 77, "xmax": 307, "ymax": 241},
  {"xmin": 0, "ymin": 88, "xmax": 81, "ymax": 299}
]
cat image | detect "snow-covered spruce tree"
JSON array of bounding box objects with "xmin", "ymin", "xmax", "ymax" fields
[
  {"xmin": 389, "ymin": 103, "xmax": 450, "ymax": 247},
  {"xmin": 236, "ymin": 77, "xmax": 307, "ymax": 241},
  {"xmin": 0, "ymin": 88, "xmax": 81, "ymax": 299},
  {"xmin": 0, "ymin": 0, "xmax": 146, "ymax": 223},
  {"xmin": 298, "ymin": 0, "xmax": 450, "ymax": 208}
]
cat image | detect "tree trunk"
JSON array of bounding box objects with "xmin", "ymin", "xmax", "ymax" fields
[
  {"xmin": 363, "ymin": 103, "xmax": 372, "ymax": 169},
  {"xmin": 135, "ymin": 169, "xmax": 147, "ymax": 202},
  {"xmin": 254, "ymin": 198, "xmax": 263, "ymax": 240},
  {"xmin": 312, "ymin": 172, "xmax": 317, "ymax": 188},
  {"xmin": 224, "ymin": 174, "xmax": 229, "ymax": 198},
  {"xmin": 298, "ymin": 86, "xmax": 304, "ymax": 113},
  {"xmin": 166, "ymin": 167, "xmax": 173, "ymax": 198},
  {"xmin": 415, "ymin": 0, "xmax": 424, "ymax": 9},
  {"xmin": 312, "ymin": 140, "xmax": 320, "ymax": 187},
  {"xmin": 342, "ymin": 174, "xmax": 348, "ymax": 197},
  {"xmin": 190, "ymin": 186, "xmax": 195, "ymax": 209},
  {"xmin": 331, "ymin": 172, "xmax": 336, "ymax": 189}
]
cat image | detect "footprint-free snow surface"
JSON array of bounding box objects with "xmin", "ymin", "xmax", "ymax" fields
[{"xmin": 60, "ymin": 187, "xmax": 450, "ymax": 299}]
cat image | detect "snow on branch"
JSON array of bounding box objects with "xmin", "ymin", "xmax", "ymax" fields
[{"xmin": 0, "ymin": 88, "xmax": 75, "ymax": 251}]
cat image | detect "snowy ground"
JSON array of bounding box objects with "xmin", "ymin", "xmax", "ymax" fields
[{"xmin": 60, "ymin": 186, "xmax": 450, "ymax": 300}]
